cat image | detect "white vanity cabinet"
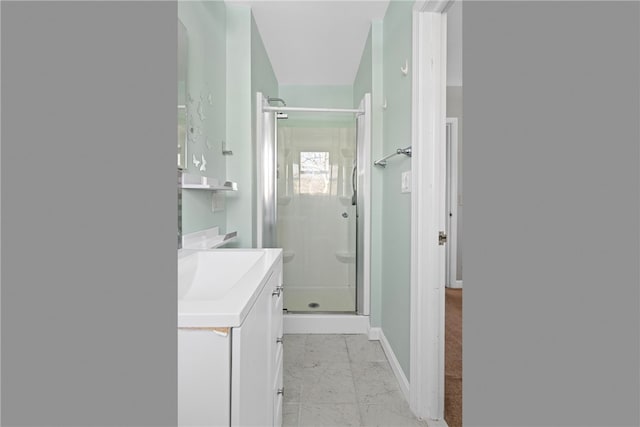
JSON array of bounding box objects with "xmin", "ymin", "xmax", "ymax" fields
[{"xmin": 178, "ymin": 249, "xmax": 283, "ymax": 427}]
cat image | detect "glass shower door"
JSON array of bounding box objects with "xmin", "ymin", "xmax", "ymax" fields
[{"xmin": 276, "ymin": 124, "xmax": 356, "ymax": 312}]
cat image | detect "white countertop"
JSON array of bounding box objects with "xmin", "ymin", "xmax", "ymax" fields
[{"xmin": 178, "ymin": 248, "xmax": 282, "ymax": 328}]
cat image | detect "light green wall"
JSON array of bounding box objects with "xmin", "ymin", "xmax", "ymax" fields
[
  {"xmin": 178, "ymin": 0, "xmax": 228, "ymax": 235},
  {"xmin": 279, "ymin": 85, "xmax": 354, "ymax": 127},
  {"xmin": 352, "ymin": 22, "xmax": 384, "ymax": 328},
  {"xmin": 224, "ymin": 5, "xmax": 278, "ymax": 248},
  {"xmin": 353, "ymin": 27, "xmax": 372, "ymax": 107},
  {"xmin": 380, "ymin": 0, "xmax": 414, "ymax": 379},
  {"xmin": 370, "ymin": 21, "xmax": 384, "ymax": 328},
  {"xmin": 224, "ymin": 4, "xmax": 253, "ymax": 247}
]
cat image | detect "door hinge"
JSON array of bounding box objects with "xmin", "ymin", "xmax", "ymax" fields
[{"xmin": 439, "ymin": 231, "xmax": 447, "ymax": 245}]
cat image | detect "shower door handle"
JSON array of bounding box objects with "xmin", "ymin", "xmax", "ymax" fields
[{"xmin": 351, "ymin": 164, "xmax": 357, "ymax": 206}]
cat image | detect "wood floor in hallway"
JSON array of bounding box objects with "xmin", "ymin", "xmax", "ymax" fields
[{"xmin": 445, "ymin": 288, "xmax": 462, "ymax": 427}]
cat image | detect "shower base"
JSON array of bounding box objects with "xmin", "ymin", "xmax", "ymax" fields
[
  {"xmin": 282, "ymin": 286, "xmax": 368, "ymax": 334},
  {"xmin": 283, "ymin": 286, "xmax": 355, "ymax": 312}
]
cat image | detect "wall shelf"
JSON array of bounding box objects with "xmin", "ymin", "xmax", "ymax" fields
[{"xmin": 181, "ymin": 172, "xmax": 238, "ymax": 191}]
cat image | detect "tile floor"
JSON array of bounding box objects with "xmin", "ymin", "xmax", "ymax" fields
[{"xmin": 283, "ymin": 334, "xmax": 429, "ymax": 427}]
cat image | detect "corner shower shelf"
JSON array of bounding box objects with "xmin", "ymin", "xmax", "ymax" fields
[
  {"xmin": 339, "ymin": 197, "xmax": 353, "ymax": 206},
  {"xmin": 283, "ymin": 251, "xmax": 295, "ymax": 263},
  {"xmin": 278, "ymin": 196, "xmax": 292, "ymax": 206},
  {"xmin": 181, "ymin": 173, "xmax": 238, "ymax": 191},
  {"xmin": 335, "ymin": 251, "xmax": 355, "ymax": 264}
]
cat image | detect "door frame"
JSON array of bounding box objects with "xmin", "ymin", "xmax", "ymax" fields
[
  {"xmin": 445, "ymin": 117, "xmax": 461, "ymax": 288},
  {"xmin": 410, "ymin": 0, "xmax": 452, "ymax": 422},
  {"xmin": 356, "ymin": 94, "xmax": 372, "ymax": 316}
]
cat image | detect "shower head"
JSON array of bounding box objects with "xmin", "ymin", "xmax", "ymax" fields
[{"xmin": 267, "ymin": 96, "xmax": 287, "ymax": 107}]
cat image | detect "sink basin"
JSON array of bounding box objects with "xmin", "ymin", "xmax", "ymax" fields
[
  {"xmin": 179, "ymin": 251, "xmax": 264, "ymax": 300},
  {"xmin": 178, "ymin": 248, "xmax": 282, "ymax": 328}
]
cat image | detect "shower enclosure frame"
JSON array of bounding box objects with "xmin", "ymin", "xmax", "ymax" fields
[{"xmin": 255, "ymin": 92, "xmax": 372, "ymax": 331}]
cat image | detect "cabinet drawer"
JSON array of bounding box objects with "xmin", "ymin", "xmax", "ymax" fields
[{"xmin": 271, "ymin": 293, "xmax": 283, "ymax": 344}]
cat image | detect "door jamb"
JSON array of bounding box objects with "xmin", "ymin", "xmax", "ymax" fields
[
  {"xmin": 446, "ymin": 117, "xmax": 460, "ymax": 288},
  {"xmin": 410, "ymin": 0, "xmax": 451, "ymax": 421}
]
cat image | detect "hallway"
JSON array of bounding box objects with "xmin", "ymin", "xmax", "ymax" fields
[{"xmin": 444, "ymin": 288, "xmax": 463, "ymax": 427}]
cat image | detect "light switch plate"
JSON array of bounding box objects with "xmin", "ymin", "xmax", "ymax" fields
[{"xmin": 401, "ymin": 171, "xmax": 412, "ymax": 193}]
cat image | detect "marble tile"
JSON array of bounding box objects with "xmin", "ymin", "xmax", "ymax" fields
[
  {"xmin": 284, "ymin": 365, "xmax": 305, "ymax": 404},
  {"xmin": 359, "ymin": 403, "xmax": 428, "ymax": 427},
  {"xmin": 351, "ymin": 361, "xmax": 404, "ymax": 405},
  {"xmin": 301, "ymin": 361, "xmax": 357, "ymax": 404},
  {"xmin": 284, "ymin": 334, "xmax": 308, "ymax": 367},
  {"xmin": 283, "ymin": 403, "xmax": 300, "ymax": 427},
  {"xmin": 303, "ymin": 334, "xmax": 349, "ymax": 364},
  {"xmin": 299, "ymin": 403, "xmax": 361, "ymax": 426},
  {"xmin": 345, "ymin": 334, "xmax": 387, "ymax": 362}
]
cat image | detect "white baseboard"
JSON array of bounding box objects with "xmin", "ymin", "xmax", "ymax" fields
[
  {"xmin": 367, "ymin": 326, "xmax": 381, "ymax": 341},
  {"xmin": 376, "ymin": 328, "xmax": 410, "ymax": 403},
  {"xmin": 447, "ymin": 280, "xmax": 463, "ymax": 289},
  {"xmin": 283, "ymin": 314, "xmax": 369, "ymax": 334},
  {"xmin": 370, "ymin": 327, "xmax": 448, "ymax": 427}
]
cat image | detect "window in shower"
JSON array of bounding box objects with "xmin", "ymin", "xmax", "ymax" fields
[{"xmin": 298, "ymin": 151, "xmax": 330, "ymax": 195}]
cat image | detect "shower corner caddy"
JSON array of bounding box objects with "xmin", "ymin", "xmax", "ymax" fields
[
  {"xmin": 339, "ymin": 196, "xmax": 352, "ymax": 206},
  {"xmin": 335, "ymin": 251, "xmax": 355, "ymax": 264},
  {"xmin": 181, "ymin": 172, "xmax": 238, "ymax": 191}
]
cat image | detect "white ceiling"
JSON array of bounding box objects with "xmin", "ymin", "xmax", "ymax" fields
[{"xmin": 226, "ymin": 0, "xmax": 390, "ymax": 86}]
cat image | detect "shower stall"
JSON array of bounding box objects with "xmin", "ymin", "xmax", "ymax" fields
[{"xmin": 256, "ymin": 93, "xmax": 371, "ymax": 325}]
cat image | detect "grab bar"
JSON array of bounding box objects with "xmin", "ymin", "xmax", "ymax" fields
[
  {"xmin": 351, "ymin": 163, "xmax": 357, "ymax": 205},
  {"xmin": 374, "ymin": 146, "xmax": 412, "ymax": 168}
]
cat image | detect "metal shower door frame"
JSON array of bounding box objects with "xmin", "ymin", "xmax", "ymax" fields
[
  {"xmin": 256, "ymin": 92, "xmax": 278, "ymax": 249},
  {"xmin": 256, "ymin": 92, "xmax": 372, "ymax": 317}
]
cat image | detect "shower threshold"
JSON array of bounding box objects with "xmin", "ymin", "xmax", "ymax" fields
[
  {"xmin": 284, "ymin": 310, "xmax": 357, "ymax": 315},
  {"xmin": 283, "ymin": 312, "xmax": 369, "ymax": 335}
]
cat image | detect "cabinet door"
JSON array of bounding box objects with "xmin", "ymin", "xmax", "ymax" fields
[
  {"xmin": 178, "ymin": 330, "xmax": 231, "ymax": 427},
  {"xmin": 270, "ymin": 264, "xmax": 284, "ymax": 372},
  {"xmin": 270, "ymin": 264, "xmax": 284, "ymax": 426},
  {"xmin": 231, "ymin": 272, "xmax": 273, "ymax": 426},
  {"xmin": 273, "ymin": 358, "xmax": 283, "ymax": 427}
]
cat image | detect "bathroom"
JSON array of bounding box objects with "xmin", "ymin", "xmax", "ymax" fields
[
  {"xmin": 4, "ymin": 1, "xmax": 638, "ymax": 426},
  {"xmin": 177, "ymin": 1, "xmax": 462, "ymax": 426}
]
